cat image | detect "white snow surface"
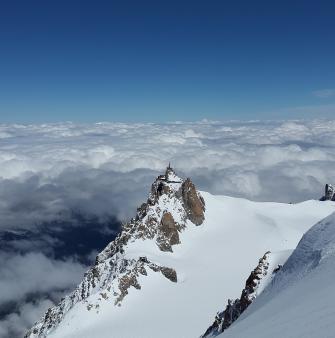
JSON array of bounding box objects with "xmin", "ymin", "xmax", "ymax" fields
[
  {"xmin": 47, "ymin": 194, "xmax": 335, "ymax": 338},
  {"xmin": 220, "ymin": 211, "xmax": 335, "ymax": 338}
]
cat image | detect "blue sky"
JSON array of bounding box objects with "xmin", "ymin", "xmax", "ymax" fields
[{"xmin": 0, "ymin": 0, "xmax": 334, "ymax": 122}]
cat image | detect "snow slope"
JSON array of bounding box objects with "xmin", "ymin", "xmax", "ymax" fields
[
  {"xmin": 27, "ymin": 170, "xmax": 335, "ymax": 338},
  {"xmin": 220, "ymin": 212, "xmax": 335, "ymax": 338}
]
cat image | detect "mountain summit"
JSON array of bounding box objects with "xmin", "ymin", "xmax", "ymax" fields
[
  {"xmin": 26, "ymin": 169, "xmax": 335, "ymax": 338},
  {"xmin": 26, "ymin": 166, "xmax": 205, "ymax": 337}
]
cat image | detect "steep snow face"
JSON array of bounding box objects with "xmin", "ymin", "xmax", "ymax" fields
[
  {"xmin": 26, "ymin": 169, "xmax": 335, "ymax": 338},
  {"xmin": 202, "ymin": 250, "xmax": 288, "ymax": 337},
  {"xmin": 221, "ymin": 212, "xmax": 335, "ymax": 338}
]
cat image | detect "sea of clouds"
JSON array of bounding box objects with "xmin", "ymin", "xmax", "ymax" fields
[{"xmin": 1, "ymin": 119, "xmax": 335, "ymax": 337}]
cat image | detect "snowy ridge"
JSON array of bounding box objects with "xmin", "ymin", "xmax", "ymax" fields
[
  {"xmin": 202, "ymin": 250, "xmax": 291, "ymax": 337},
  {"xmin": 25, "ymin": 166, "xmax": 205, "ymax": 338},
  {"xmin": 220, "ymin": 212, "xmax": 335, "ymax": 338},
  {"xmin": 271, "ymin": 211, "xmax": 335, "ymax": 290},
  {"xmin": 202, "ymin": 251, "xmax": 271, "ymax": 337}
]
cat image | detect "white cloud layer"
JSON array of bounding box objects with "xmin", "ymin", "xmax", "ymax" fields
[
  {"xmin": 0, "ymin": 120, "xmax": 334, "ymax": 223},
  {"xmin": 0, "ymin": 252, "xmax": 86, "ymax": 304},
  {"xmin": 0, "ymin": 298, "xmax": 53, "ymax": 338},
  {"xmin": 0, "ymin": 252, "xmax": 86, "ymax": 338},
  {"xmin": 0, "ymin": 297, "xmax": 58, "ymax": 338}
]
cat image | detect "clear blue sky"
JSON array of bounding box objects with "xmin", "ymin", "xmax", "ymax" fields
[{"xmin": 0, "ymin": 0, "xmax": 334, "ymax": 122}]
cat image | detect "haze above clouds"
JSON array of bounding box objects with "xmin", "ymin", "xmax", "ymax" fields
[{"xmin": 1, "ymin": 119, "xmax": 335, "ymax": 337}]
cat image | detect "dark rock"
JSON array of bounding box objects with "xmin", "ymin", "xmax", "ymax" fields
[
  {"xmin": 273, "ymin": 264, "xmax": 282, "ymax": 273},
  {"xmin": 139, "ymin": 256, "xmax": 149, "ymax": 263},
  {"xmin": 320, "ymin": 184, "xmax": 335, "ymax": 201},
  {"xmin": 136, "ymin": 203, "xmax": 148, "ymax": 220},
  {"xmin": 160, "ymin": 267, "xmax": 177, "ymax": 282}
]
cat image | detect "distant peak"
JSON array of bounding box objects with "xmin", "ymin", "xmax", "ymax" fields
[{"xmin": 320, "ymin": 184, "xmax": 335, "ymax": 201}]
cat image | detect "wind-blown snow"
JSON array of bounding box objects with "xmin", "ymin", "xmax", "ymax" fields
[
  {"xmin": 220, "ymin": 212, "xmax": 335, "ymax": 338},
  {"xmin": 40, "ymin": 193, "xmax": 335, "ymax": 338}
]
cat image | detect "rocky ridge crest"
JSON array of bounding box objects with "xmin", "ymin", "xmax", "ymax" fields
[
  {"xmin": 202, "ymin": 251, "xmax": 273, "ymax": 337},
  {"xmin": 25, "ymin": 166, "xmax": 205, "ymax": 338}
]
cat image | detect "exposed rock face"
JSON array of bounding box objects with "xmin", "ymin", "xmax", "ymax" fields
[
  {"xmin": 160, "ymin": 267, "xmax": 177, "ymax": 282},
  {"xmin": 25, "ymin": 166, "xmax": 204, "ymax": 338},
  {"xmin": 158, "ymin": 212, "xmax": 180, "ymax": 251},
  {"xmin": 320, "ymin": 184, "xmax": 335, "ymax": 201},
  {"xmin": 181, "ymin": 178, "xmax": 205, "ymax": 225},
  {"xmin": 202, "ymin": 252, "xmax": 271, "ymax": 337},
  {"xmin": 115, "ymin": 257, "xmax": 177, "ymax": 304}
]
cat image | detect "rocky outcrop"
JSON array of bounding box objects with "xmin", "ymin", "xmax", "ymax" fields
[
  {"xmin": 160, "ymin": 266, "xmax": 177, "ymax": 282},
  {"xmin": 320, "ymin": 184, "xmax": 335, "ymax": 201},
  {"xmin": 202, "ymin": 252, "xmax": 271, "ymax": 337},
  {"xmin": 181, "ymin": 178, "xmax": 205, "ymax": 225},
  {"xmin": 158, "ymin": 212, "xmax": 180, "ymax": 251},
  {"xmin": 25, "ymin": 166, "xmax": 204, "ymax": 338},
  {"xmin": 115, "ymin": 257, "xmax": 177, "ymax": 304}
]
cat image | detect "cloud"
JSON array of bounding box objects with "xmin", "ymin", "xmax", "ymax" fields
[
  {"xmin": 0, "ymin": 252, "xmax": 86, "ymax": 338},
  {"xmin": 0, "ymin": 120, "xmax": 335, "ymax": 216},
  {"xmin": 0, "ymin": 298, "xmax": 54, "ymax": 338},
  {"xmin": 0, "ymin": 252, "xmax": 86, "ymax": 305},
  {"xmin": 312, "ymin": 88, "xmax": 335, "ymax": 98},
  {"xmin": 1, "ymin": 119, "xmax": 335, "ymax": 336}
]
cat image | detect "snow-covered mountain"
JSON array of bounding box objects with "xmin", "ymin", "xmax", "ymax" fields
[
  {"xmin": 26, "ymin": 167, "xmax": 335, "ymax": 338},
  {"xmin": 216, "ymin": 211, "xmax": 335, "ymax": 338}
]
